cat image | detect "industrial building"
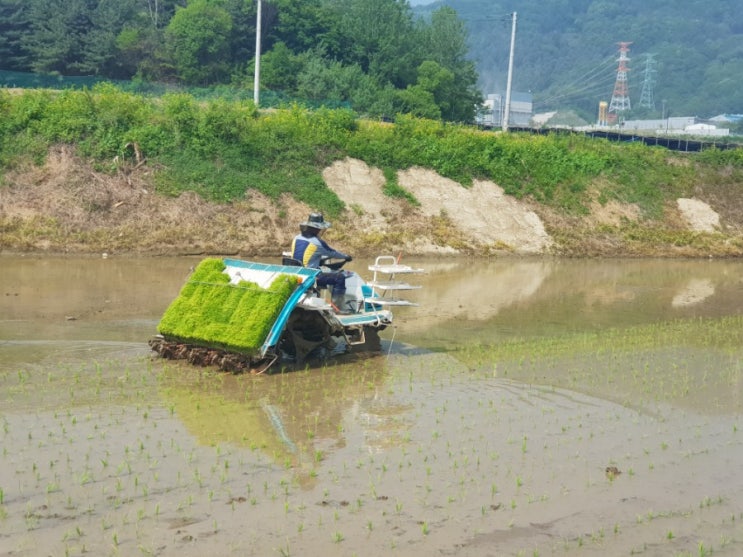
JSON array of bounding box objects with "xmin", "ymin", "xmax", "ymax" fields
[{"xmin": 478, "ymin": 91, "xmax": 533, "ymax": 127}]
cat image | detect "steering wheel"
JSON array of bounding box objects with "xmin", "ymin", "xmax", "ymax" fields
[{"xmin": 320, "ymin": 257, "xmax": 350, "ymax": 271}]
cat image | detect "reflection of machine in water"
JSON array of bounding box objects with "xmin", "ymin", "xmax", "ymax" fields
[{"xmin": 159, "ymin": 358, "xmax": 412, "ymax": 488}]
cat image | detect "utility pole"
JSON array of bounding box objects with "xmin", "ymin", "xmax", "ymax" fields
[
  {"xmin": 502, "ymin": 11, "xmax": 517, "ymax": 132},
  {"xmin": 253, "ymin": 0, "xmax": 262, "ymax": 107}
]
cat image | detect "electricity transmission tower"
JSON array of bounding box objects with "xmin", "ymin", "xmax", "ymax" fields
[
  {"xmin": 638, "ymin": 53, "xmax": 657, "ymax": 110},
  {"xmin": 608, "ymin": 42, "xmax": 632, "ymax": 119}
]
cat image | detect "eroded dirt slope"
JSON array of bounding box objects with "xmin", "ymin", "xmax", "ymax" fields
[{"xmin": 1, "ymin": 147, "xmax": 741, "ymax": 257}]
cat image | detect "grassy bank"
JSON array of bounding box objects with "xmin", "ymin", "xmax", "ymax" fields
[{"xmin": 2, "ymin": 85, "xmax": 743, "ymax": 256}]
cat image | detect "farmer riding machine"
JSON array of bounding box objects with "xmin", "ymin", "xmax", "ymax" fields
[{"xmin": 149, "ymin": 255, "xmax": 423, "ymax": 374}]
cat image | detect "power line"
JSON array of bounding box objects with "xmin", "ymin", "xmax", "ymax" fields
[
  {"xmin": 534, "ymin": 55, "xmax": 617, "ymax": 108},
  {"xmin": 535, "ymin": 57, "xmax": 616, "ymax": 103},
  {"xmin": 416, "ymin": 9, "xmax": 514, "ymax": 23},
  {"xmin": 535, "ymin": 83, "xmax": 615, "ymax": 111},
  {"xmin": 558, "ymin": 54, "xmax": 617, "ymax": 90},
  {"xmin": 535, "ymin": 74, "xmax": 616, "ymax": 108},
  {"xmin": 537, "ymin": 72, "xmax": 616, "ymax": 106}
]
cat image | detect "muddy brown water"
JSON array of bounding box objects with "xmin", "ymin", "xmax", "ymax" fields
[{"xmin": 1, "ymin": 255, "xmax": 742, "ymax": 556}]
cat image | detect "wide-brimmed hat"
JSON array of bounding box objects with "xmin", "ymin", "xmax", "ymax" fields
[{"xmin": 301, "ymin": 212, "xmax": 331, "ymax": 229}]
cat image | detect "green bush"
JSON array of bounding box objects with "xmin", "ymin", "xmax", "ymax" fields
[
  {"xmin": 345, "ymin": 120, "xmax": 397, "ymax": 168},
  {"xmin": 4, "ymin": 90, "xmax": 53, "ymax": 135},
  {"xmin": 162, "ymin": 92, "xmax": 201, "ymax": 147},
  {"xmin": 199, "ymin": 98, "xmax": 257, "ymax": 147},
  {"xmin": 696, "ymin": 147, "xmax": 743, "ymax": 167},
  {"xmin": 0, "ymin": 91, "xmax": 9, "ymax": 136}
]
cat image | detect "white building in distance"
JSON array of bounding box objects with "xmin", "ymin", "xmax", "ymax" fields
[
  {"xmin": 620, "ymin": 117, "xmax": 729, "ymax": 137},
  {"xmin": 478, "ymin": 92, "xmax": 533, "ymax": 127}
]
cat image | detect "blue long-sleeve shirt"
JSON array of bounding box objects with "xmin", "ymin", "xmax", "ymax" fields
[{"xmin": 291, "ymin": 234, "xmax": 349, "ymax": 268}]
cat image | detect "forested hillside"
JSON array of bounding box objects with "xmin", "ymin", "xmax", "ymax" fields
[
  {"xmin": 1, "ymin": 0, "xmax": 741, "ymax": 123},
  {"xmin": 0, "ymin": 0, "xmax": 480, "ymax": 122},
  {"xmin": 417, "ymin": 0, "xmax": 743, "ymax": 120}
]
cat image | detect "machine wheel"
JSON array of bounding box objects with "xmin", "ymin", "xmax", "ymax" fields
[{"xmin": 280, "ymin": 308, "xmax": 340, "ymax": 365}]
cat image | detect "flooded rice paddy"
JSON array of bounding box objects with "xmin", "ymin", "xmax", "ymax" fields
[{"xmin": 1, "ymin": 255, "xmax": 742, "ymax": 556}]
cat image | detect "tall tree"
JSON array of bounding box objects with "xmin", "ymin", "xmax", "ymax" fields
[
  {"xmin": 268, "ymin": 0, "xmax": 332, "ymax": 54},
  {"xmin": 20, "ymin": 0, "xmax": 140, "ymax": 76},
  {"xmin": 259, "ymin": 41, "xmax": 305, "ymax": 91},
  {"xmin": 22, "ymin": 0, "xmax": 95, "ymax": 74},
  {"xmin": 222, "ymin": 0, "xmax": 256, "ymax": 70},
  {"xmin": 324, "ymin": 0, "xmax": 421, "ymax": 89},
  {"xmin": 0, "ymin": 0, "xmax": 30, "ymax": 70},
  {"xmin": 141, "ymin": 0, "xmax": 184, "ymax": 29},
  {"xmin": 82, "ymin": 0, "xmax": 139, "ymax": 76},
  {"xmin": 165, "ymin": 0, "xmax": 233, "ymax": 84},
  {"xmin": 115, "ymin": 0, "xmax": 185, "ymax": 81},
  {"xmin": 296, "ymin": 53, "xmax": 367, "ymax": 104},
  {"xmin": 414, "ymin": 61, "xmax": 455, "ymax": 119},
  {"xmin": 418, "ymin": 7, "xmax": 482, "ymax": 121}
]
